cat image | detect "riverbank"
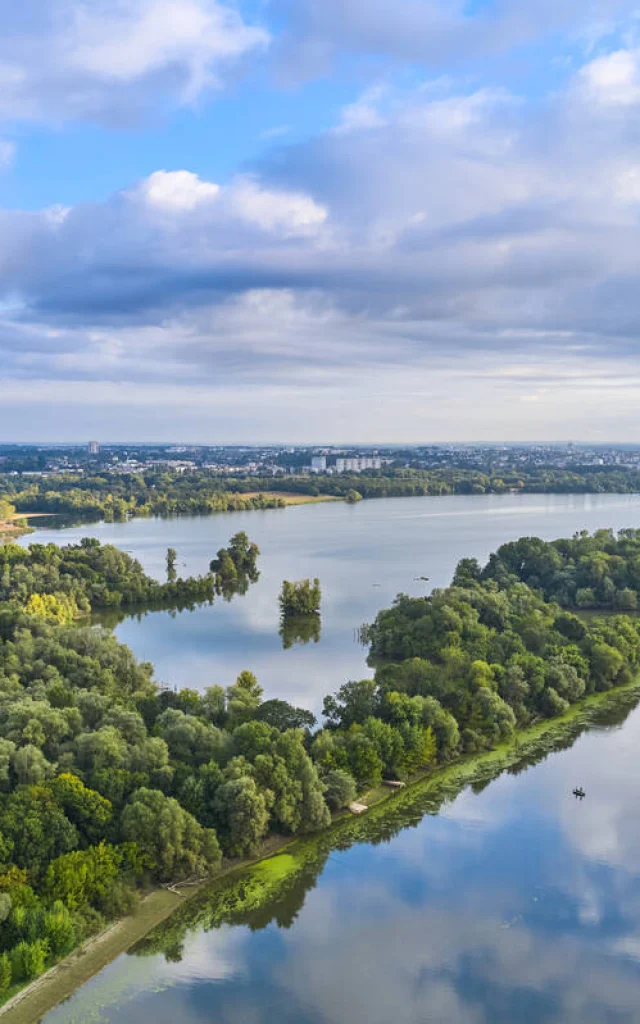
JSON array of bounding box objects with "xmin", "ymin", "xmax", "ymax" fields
[
  {"xmin": 0, "ymin": 522, "xmax": 30, "ymax": 542},
  {"xmin": 0, "ymin": 512, "xmax": 55, "ymax": 543},
  {"xmin": 5, "ymin": 677, "xmax": 639, "ymax": 1024}
]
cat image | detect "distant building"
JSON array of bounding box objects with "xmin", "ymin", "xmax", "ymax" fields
[
  {"xmin": 87, "ymin": 441, "xmax": 100, "ymax": 454},
  {"xmin": 311, "ymin": 456, "xmax": 327, "ymax": 472},
  {"xmin": 335, "ymin": 457, "xmax": 382, "ymax": 473}
]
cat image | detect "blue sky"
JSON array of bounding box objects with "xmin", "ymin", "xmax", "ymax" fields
[{"xmin": 1, "ymin": 0, "xmax": 640, "ymax": 442}]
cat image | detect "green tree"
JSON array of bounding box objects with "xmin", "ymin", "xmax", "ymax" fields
[
  {"xmin": 323, "ymin": 769, "xmax": 357, "ymax": 810},
  {"xmin": 226, "ymin": 671, "xmax": 263, "ymax": 726},
  {"xmin": 253, "ymin": 700, "xmax": 316, "ymax": 732},
  {"xmin": 345, "ymin": 731, "xmax": 383, "ymax": 788},
  {"xmin": 43, "ymin": 843, "xmax": 123, "ymax": 911},
  {"xmin": 11, "ymin": 745, "xmax": 51, "ymax": 786},
  {"xmin": 213, "ymin": 776, "xmax": 269, "ymax": 857},
  {"xmin": 48, "ymin": 774, "xmax": 112, "ymax": 845},
  {"xmin": 323, "ymin": 680, "xmax": 379, "ymax": 729},
  {"xmin": 0, "ymin": 951, "xmax": 11, "ymax": 990},
  {"xmin": 11, "ymin": 939, "xmax": 49, "ymax": 981},
  {"xmin": 121, "ymin": 789, "xmax": 221, "ymax": 881}
]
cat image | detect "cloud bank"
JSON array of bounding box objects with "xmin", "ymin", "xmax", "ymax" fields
[{"xmin": 2, "ymin": 5, "xmax": 640, "ymax": 439}]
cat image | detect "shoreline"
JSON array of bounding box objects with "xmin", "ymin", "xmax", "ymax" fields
[
  {"xmin": 0, "ymin": 512, "xmax": 53, "ymax": 543},
  {"xmin": 11, "ymin": 489, "xmax": 640, "ymax": 538},
  {"xmin": 4, "ymin": 678, "xmax": 639, "ymax": 1023}
]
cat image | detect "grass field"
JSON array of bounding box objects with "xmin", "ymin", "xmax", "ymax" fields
[{"xmin": 241, "ymin": 491, "xmax": 341, "ymax": 505}]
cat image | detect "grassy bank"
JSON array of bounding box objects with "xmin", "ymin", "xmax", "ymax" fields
[
  {"xmin": 241, "ymin": 491, "xmax": 341, "ymax": 505},
  {"xmin": 4, "ymin": 678, "xmax": 639, "ymax": 1023},
  {"xmin": 0, "ymin": 521, "xmax": 31, "ymax": 543}
]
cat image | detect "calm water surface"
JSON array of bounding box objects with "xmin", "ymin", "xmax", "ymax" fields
[
  {"xmin": 28, "ymin": 493, "xmax": 640, "ymax": 713},
  {"xmin": 29, "ymin": 494, "xmax": 640, "ymax": 1023}
]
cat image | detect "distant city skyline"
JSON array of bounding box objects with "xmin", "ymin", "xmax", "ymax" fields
[{"xmin": 1, "ymin": 1, "xmax": 639, "ymax": 440}]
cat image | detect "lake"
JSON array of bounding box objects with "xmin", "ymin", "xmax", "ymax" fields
[
  {"xmin": 25, "ymin": 493, "xmax": 640, "ymax": 1023},
  {"xmin": 26, "ymin": 492, "xmax": 640, "ymax": 715}
]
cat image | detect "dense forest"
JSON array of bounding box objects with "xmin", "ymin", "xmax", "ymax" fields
[
  {"xmin": 0, "ymin": 529, "xmax": 638, "ymax": 995},
  {"xmin": 479, "ymin": 528, "xmax": 640, "ymax": 610},
  {"xmin": 3, "ymin": 464, "xmax": 640, "ymax": 525}
]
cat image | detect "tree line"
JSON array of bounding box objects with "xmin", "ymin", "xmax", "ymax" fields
[{"xmin": 5, "ymin": 465, "xmax": 640, "ymax": 526}]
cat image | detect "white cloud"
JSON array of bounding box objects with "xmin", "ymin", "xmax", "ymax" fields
[
  {"xmin": 0, "ymin": 1, "xmax": 268, "ymax": 126},
  {"xmin": 139, "ymin": 170, "xmax": 221, "ymax": 211},
  {"xmin": 577, "ymin": 47, "xmax": 640, "ymax": 106},
  {"xmin": 227, "ymin": 177, "xmax": 328, "ymax": 235}
]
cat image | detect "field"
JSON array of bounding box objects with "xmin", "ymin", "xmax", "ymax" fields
[{"xmin": 241, "ymin": 491, "xmax": 341, "ymax": 505}]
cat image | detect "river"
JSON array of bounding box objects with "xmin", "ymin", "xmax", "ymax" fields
[{"xmin": 24, "ymin": 492, "xmax": 640, "ymax": 1022}]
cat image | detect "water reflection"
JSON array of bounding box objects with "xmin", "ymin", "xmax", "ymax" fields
[
  {"xmin": 279, "ymin": 615, "xmax": 321, "ymax": 649},
  {"xmin": 45, "ymin": 690, "xmax": 640, "ymax": 1024}
]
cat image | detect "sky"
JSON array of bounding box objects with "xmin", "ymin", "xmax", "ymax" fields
[{"xmin": 2, "ymin": 1, "xmax": 640, "ymax": 443}]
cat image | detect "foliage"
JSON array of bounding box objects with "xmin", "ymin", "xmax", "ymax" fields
[
  {"xmin": 121, "ymin": 789, "xmax": 221, "ymax": 881},
  {"xmin": 210, "ymin": 532, "xmax": 259, "ymax": 580},
  {"xmin": 253, "ymin": 700, "xmax": 316, "ymax": 733},
  {"xmin": 0, "ymin": 538, "xmax": 215, "ymax": 614},
  {"xmin": 10, "ymin": 465, "xmax": 640, "ymax": 528},
  {"xmin": 279, "ymin": 579, "xmax": 321, "ymax": 618},
  {"xmin": 481, "ymin": 529, "xmax": 640, "ymax": 610},
  {"xmin": 323, "ymin": 769, "xmax": 357, "ymax": 810},
  {"xmin": 356, "ymin": 565, "xmax": 640, "ymax": 758},
  {"xmin": 0, "ymin": 500, "xmax": 15, "ymax": 523}
]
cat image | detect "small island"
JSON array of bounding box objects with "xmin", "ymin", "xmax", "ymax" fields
[
  {"xmin": 209, "ymin": 532, "xmax": 260, "ymax": 599},
  {"xmin": 279, "ymin": 577, "xmax": 322, "ymax": 618},
  {"xmin": 278, "ymin": 578, "xmax": 322, "ymax": 648}
]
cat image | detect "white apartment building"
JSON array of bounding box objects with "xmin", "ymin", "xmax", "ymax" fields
[{"xmin": 335, "ymin": 457, "xmax": 382, "ymax": 473}]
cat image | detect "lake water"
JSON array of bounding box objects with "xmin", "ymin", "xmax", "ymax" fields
[
  {"xmin": 26, "ymin": 492, "xmax": 640, "ymax": 715},
  {"xmin": 26, "ymin": 493, "xmax": 640, "ymax": 1023}
]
